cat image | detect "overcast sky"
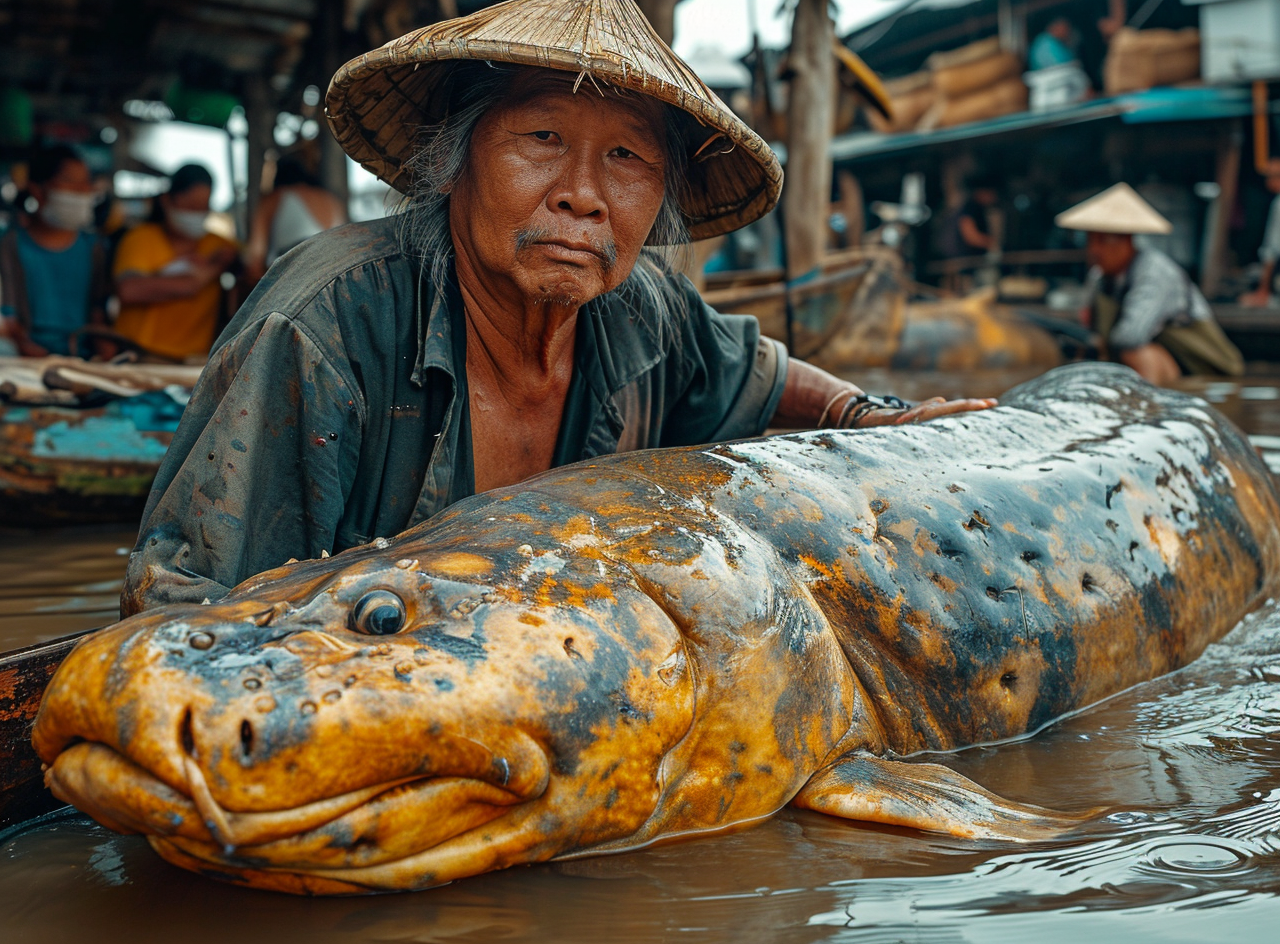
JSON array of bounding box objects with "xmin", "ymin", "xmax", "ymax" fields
[{"xmin": 672, "ymin": 0, "xmax": 903, "ymax": 58}]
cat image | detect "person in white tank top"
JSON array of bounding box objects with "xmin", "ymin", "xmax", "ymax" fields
[{"xmin": 245, "ymin": 156, "xmax": 347, "ymax": 284}]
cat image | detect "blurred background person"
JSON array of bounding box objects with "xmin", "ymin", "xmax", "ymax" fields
[
  {"xmin": 243, "ymin": 154, "xmax": 347, "ymax": 285},
  {"xmin": 1058, "ymin": 183, "xmax": 1243, "ymax": 384},
  {"xmin": 1241, "ymin": 160, "xmax": 1280, "ymax": 308},
  {"xmin": 1028, "ymin": 17, "xmax": 1077, "ymax": 71},
  {"xmin": 938, "ymin": 174, "xmax": 1001, "ymax": 259},
  {"xmin": 0, "ymin": 144, "xmax": 109, "ymax": 357},
  {"xmin": 112, "ymin": 163, "xmax": 238, "ymax": 361}
]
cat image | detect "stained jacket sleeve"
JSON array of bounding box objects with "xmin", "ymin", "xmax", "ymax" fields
[
  {"xmin": 658, "ymin": 276, "xmax": 789, "ymax": 446},
  {"xmin": 121, "ymin": 311, "xmax": 364, "ymax": 616}
]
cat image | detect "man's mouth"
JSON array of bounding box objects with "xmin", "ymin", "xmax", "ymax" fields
[{"xmin": 516, "ymin": 229, "xmax": 617, "ymax": 269}]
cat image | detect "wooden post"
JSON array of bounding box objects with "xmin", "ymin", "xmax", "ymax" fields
[
  {"xmin": 1200, "ymin": 123, "xmax": 1242, "ymax": 298},
  {"xmin": 243, "ymin": 75, "xmax": 273, "ymax": 239},
  {"xmin": 834, "ymin": 170, "xmax": 864, "ymax": 248},
  {"xmin": 318, "ymin": 0, "xmax": 350, "ymax": 209},
  {"xmin": 1255, "ymin": 79, "xmax": 1272, "ymax": 174},
  {"xmin": 636, "ymin": 0, "xmax": 677, "ymax": 45},
  {"xmin": 784, "ymin": 0, "xmax": 835, "ymax": 278}
]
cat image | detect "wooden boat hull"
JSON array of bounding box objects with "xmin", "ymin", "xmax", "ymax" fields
[
  {"xmin": 0, "ymin": 396, "xmax": 180, "ymax": 526},
  {"xmin": 0, "ymin": 358, "xmax": 198, "ymax": 527},
  {"xmin": 0, "ymin": 631, "xmax": 89, "ymax": 833},
  {"xmin": 702, "ymin": 249, "xmax": 1062, "ymax": 371}
]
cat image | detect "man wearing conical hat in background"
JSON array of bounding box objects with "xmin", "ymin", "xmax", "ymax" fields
[
  {"xmin": 120, "ymin": 0, "xmax": 995, "ymax": 613},
  {"xmin": 1057, "ymin": 183, "xmax": 1243, "ymax": 386}
]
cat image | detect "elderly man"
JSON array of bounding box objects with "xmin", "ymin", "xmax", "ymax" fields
[
  {"xmin": 121, "ymin": 0, "xmax": 993, "ymax": 615},
  {"xmin": 1058, "ymin": 183, "xmax": 1243, "ymax": 385}
]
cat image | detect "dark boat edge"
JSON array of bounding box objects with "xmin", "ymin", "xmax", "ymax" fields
[{"xmin": 0, "ymin": 628, "xmax": 96, "ymax": 835}]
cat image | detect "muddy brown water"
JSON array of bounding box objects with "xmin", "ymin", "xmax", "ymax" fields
[{"xmin": 3, "ymin": 369, "xmax": 1280, "ymax": 943}]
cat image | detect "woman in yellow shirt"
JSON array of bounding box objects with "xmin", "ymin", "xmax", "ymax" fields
[{"xmin": 113, "ymin": 164, "xmax": 238, "ymax": 361}]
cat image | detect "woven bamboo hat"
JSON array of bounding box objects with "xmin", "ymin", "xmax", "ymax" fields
[
  {"xmin": 326, "ymin": 0, "xmax": 783, "ymax": 240},
  {"xmin": 1055, "ymin": 183, "xmax": 1172, "ymax": 235}
]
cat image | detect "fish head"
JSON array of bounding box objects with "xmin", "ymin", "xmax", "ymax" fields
[{"xmin": 33, "ymin": 537, "xmax": 698, "ymax": 894}]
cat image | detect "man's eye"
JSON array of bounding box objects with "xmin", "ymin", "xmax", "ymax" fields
[{"xmin": 531, "ymin": 130, "xmax": 556, "ymax": 141}]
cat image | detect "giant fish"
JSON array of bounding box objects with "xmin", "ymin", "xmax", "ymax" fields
[{"xmin": 32, "ymin": 363, "xmax": 1280, "ymax": 895}]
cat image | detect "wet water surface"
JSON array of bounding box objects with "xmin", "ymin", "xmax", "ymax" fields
[{"xmin": 4, "ymin": 370, "xmax": 1280, "ymax": 943}]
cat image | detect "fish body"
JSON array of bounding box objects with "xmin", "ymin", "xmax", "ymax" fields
[{"xmin": 33, "ymin": 363, "xmax": 1280, "ymax": 894}]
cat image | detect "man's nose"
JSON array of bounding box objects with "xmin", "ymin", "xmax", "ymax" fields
[{"xmin": 549, "ymin": 150, "xmax": 608, "ymax": 220}]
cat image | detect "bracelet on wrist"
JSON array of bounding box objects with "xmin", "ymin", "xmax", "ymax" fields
[
  {"xmin": 836, "ymin": 393, "xmax": 910, "ymax": 429},
  {"xmin": 817, "ymin": 389, "xmax": 858, "ymax": 428}
]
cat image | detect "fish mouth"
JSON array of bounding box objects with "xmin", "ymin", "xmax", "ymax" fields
[{"xmin": 45, "ymin": 738, "xmax": 549, "ymax": 891}]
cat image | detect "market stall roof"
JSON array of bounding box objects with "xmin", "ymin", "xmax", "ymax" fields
[
  {"xmin": 831, "ymin": 85, "xmax": 1260, "ymax": 163},
  {"xmin": 843, "ymin": 0, "xmax": 1200, "ymax": 77},
  {"xmin": 0, "ymin": 1, "xmax": 516, "ymax": 130},
  {"xmin": 1, "ymin": 0, "xmax": 321, "ymax": 123}
]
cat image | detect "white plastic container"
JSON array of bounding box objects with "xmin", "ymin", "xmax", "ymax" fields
[
  {"xmin": 1186, "ymin": 0, "xmax": 1280, "ymax": 81},
  {"xmin": 1024, "ymin": 62, "xmax": 1090, "ymax": 111}
]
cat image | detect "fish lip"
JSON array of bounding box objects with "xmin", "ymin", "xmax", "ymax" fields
[{"xmin": 46, "ymin": 739, "xmax": 539, "ymax": 855}]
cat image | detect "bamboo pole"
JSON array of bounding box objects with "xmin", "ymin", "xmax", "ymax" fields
[{"xmin": 784, "ymin": 0, "xmax": 835, "ymax": 278}]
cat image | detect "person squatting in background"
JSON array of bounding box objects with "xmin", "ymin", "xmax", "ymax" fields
[{"xmin": 1058, "ymin": 183, "xmax": 1243, "ymax": 384}]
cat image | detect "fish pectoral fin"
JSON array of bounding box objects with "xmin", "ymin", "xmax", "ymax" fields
[{"xmin": 791, "ymin": 754, "xmax": 1101, "ymax": 842}]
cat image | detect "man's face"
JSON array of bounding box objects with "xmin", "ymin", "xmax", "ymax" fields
[
  {"xmin": 1086, "ymin": 231, "xmax": 1136, "ymax": 277},
  {"xmin": 448, "ymin": 72, "xmax": 669, "ymax": 309}
]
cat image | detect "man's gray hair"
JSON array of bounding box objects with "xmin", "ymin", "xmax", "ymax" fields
[{"xmin": 397, "ymin": 61, "xmax": 691, "ymax": 309}]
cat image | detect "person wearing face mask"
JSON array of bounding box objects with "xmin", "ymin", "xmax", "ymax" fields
[
  {"xmin": 111, "ymin": 163, "xmax": 239, "ymax": 361},
  {"xmin": 0, "ymin": 144, "xmax": 109, "ymax": 357}
]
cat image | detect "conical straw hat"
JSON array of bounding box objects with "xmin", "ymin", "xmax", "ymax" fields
[
  {"xmin": 1054, "ymin": 183, "xmax": 1172, "ymax": 235},
  {"xmin": 326, "ymin": 0, "xmax": 783, "ymax": 240}
]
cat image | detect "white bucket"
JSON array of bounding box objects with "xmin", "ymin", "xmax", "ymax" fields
[{"xmin": 1024, "ymin": 62, "xmax": 1090, "ymax": 111}]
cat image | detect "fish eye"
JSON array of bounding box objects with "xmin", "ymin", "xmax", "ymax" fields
[{"xmin": 350, "ymin": 590, "xmax": 407, "ymax": 636}]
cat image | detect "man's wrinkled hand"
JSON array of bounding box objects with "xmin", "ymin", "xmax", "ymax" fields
[{"xmin": 854, "ymin": 396, "xmax": 998, "ymax": 428}]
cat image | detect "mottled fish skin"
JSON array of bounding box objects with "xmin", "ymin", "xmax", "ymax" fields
[{"xmin": 32, "ymin": 364, "xmax": 1280, "ymax": 895}]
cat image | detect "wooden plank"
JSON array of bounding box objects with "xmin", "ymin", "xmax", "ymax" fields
[
  {"xmin": 0, "ymin": 629, "xmax": 94, "ymax": 832},
  {"xmin": 785, "ymin": 0, "xmax": 836, "ymax": 280},
  {"xmin": 1200, "ymin": 124, "xmax": 1242, "ymax": 299}
]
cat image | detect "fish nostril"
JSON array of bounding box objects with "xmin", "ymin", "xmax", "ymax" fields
[
  {"xmin": 180, "ymin": 707, "xmax": 195, "ymax": 756},
  {"xmin": 239, "ymin": 720, "xmax": 255, "ymax": 758}
]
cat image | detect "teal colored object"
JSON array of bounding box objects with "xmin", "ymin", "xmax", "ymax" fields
[
  {"xmin": 164, "ymin": 81, "xmax": 241, "ymax": 128},
  {"xmin": 0, "ymin": 86, "xmax": 34, "ymax": 147},
  {"xmin": 29, "ymin": 392, "xmax": 181, "ymax": 464},
  {"xmin": 1, "ymin": 390, "xmax": 185, "ymax": 524},
  {"xmin": 1029, "ymin": 33, "xmax": 1074, "ymax": 71}
]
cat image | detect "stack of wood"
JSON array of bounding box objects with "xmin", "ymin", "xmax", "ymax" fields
[
  {"xmin": 0, "ymin": 357, "xmax": 204, "ymax": 406},
  {"xmin": 1103, "ymin": 28, "xmax": 1200, "ymax": 95},
  {"xmin": 867, "ymin": 37, "xmax": 1028, "ymax": 134}
]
